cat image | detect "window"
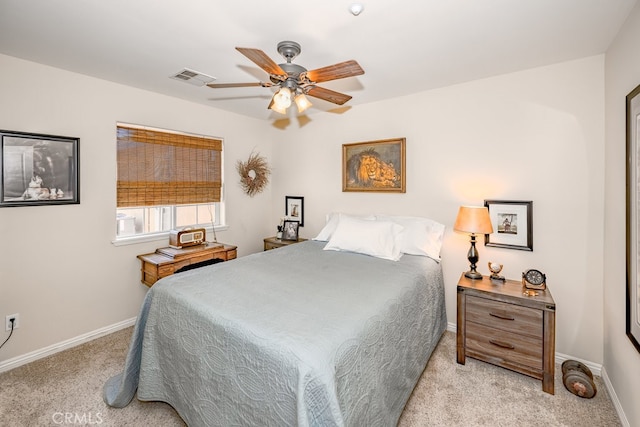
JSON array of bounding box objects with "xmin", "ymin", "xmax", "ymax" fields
[{"xmin": 115, "ymin": 124, "xmax": 223, "ymax": 240}]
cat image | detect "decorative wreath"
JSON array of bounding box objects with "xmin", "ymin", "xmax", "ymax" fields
[{"xmin": 236, "ymin": 151, "xmax": 271, "ymax": 197}]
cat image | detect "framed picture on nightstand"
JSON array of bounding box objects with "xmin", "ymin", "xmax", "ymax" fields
[{"xmin": 282, "ymin": 220, "xmax": 299, "ymax": 241}]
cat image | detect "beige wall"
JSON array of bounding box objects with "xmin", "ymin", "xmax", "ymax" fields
[
  {"xmin": 604, "ymin": 2, "xmax": 640, "ymax": 426},
  {"xmin": 272, "ymin": 55, "xmax": 606, "ymax": 364},
  {"xmin": 0, "ymin": 54, "xmax": 276, "ymax": 363}
]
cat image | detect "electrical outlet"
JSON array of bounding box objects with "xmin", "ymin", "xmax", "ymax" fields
[{"xmin": 5, "ymin": 314, "xmax": 19, "ymax": 331}]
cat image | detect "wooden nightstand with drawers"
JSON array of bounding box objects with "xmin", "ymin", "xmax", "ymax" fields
[
  {"xmin": 456, "ymin": 274, "xmax": 556, "ymax": 394},
  {"xmin": 263, "ymin": 236, "xmax": 307, "ymax": 251}
]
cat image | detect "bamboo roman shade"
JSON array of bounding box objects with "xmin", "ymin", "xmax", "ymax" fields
[{"xmin": 117, "ymin": 125, "xmax": 222, "ymax": 207}]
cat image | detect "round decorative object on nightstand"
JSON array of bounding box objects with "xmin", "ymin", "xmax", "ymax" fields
[{"xmin": 522, "ymin": 269, "xmax": 546, "ymax": 290}]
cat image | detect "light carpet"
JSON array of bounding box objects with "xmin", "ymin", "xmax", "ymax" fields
[{"xmin": 0, "ymin": 328, "xmax": 621, "ymax": 426}]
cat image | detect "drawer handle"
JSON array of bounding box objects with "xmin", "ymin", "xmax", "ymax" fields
[
  {"xmin": 489, "ymin": 312, "xmax": 515, "ymax": 321},
  {"xmin": 489, "ymin": 339, "xmax": 515, "ymax": 350}
]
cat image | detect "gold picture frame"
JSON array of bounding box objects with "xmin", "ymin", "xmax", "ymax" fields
[{"xmin": 342, "ymin": 138, "xmax": 406, "ymax": 193}]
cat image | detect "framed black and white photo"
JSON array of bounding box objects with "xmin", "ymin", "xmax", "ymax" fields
[
  {"xmin": 1, "ymin": 130, "xmax": 79, "ymax": 207},
  {"xmin": 484, "ymin": 200, "xmax": 533, "ymax": 251},
  {"xmin": 626, "ymin": 83, "xmax": 640, "ymax": 353},
  {"xmin": 285, "ymin": 196, "xmax": 304, "ymax": 227},
  {"xmin": 281, "ymin": 220, "xmax": 299, "ymax": 241}
]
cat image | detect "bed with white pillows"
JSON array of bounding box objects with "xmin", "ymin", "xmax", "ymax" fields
[{"xmin": 104, "ymin": 213, "xmax": 447, "ymax": 427}]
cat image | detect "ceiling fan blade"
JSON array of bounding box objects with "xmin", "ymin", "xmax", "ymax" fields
[
  {"xmin": 306, "ymin": 86, "xmax": 353, "ymax": 105},
  {"xmin": 236, "ymin": 47, "xmax": 286, "ymax": 76},
  {"xmin": 207, "ymin": 82, "xmax": 272, "ymax": 88},
  {"xmin": 306, "ymin": 60, "xmax": 364, "ymax": 83}
]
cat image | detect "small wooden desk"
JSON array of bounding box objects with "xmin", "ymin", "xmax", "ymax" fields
[{"xmin": 137, "ymin": 242, "xmax": 237, "ymax": 287}]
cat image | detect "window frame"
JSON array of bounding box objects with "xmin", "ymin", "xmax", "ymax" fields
[{"xmin": 113, "ymin": 123, "xmax": 226, "ymax": 245}]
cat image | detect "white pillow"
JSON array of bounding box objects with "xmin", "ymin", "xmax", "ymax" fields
[
  {"xmin": 313, "ymin": 212, "xmax": 375, "ymax": 241},
  {"xmin": 375, "ymin": 215, "xmax": 445, "ymax": 261},
  {"xmin": 323, "ymin": 216, "xmax": 404, "ymax": 261}
]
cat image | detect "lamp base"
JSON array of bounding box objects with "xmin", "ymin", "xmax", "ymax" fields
[{"xmin": 464, "ymin": 270, "xmax": 483, "ymax": 280}]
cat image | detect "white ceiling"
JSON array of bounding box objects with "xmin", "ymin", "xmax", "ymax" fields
[{"xmin": 0, "ymin": 0, "xmax": 636, "ymax": 121}]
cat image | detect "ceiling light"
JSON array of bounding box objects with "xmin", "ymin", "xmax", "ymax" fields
[
  {"xmin": 269, "ymin": 87, "xmax": 313, "ymax": 115},
  {"xmin": 294, "ymin": 93, "xmax": 312, "ymax": 113},
  {"xmin": 268, "ymin": 96, "xmax": 288, "ymax": 114},
  {"xmin": 273, "ymin": 87, "xmax": 292, "ymax": 109},
  {"xmin": 349, "ymin": 3, "xmax": 364, "ymax": 16}
]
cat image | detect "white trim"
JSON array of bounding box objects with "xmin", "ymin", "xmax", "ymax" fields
[
  {"xmin": 0, "ymin": 317, "xmax": 136, "ymax": 373},
  {"xmin": 111, "ymin": 225, "xmax": 229, "ymax": 246},
  {"xmin": 447, "ymin": 321, "xmax": 457, "ymax": 333},
  {"xmin": 554, "ymin": 351, "xmax": 602, "ymax": 377},
  {"xmin": 602, "ymin": 366, "xmax": 630, "ymax": 427}
]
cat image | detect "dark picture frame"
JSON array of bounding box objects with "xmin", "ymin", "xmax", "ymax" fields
[
  {"xmin": 626, "ymin": 83, "xmax": 640, "ymax": 353},
  {"xmin": 285, "ymin": 195, "xmax": 304, "ymax": 227},
  {"xmin": 484, "ymin": 200, "xmax": 533, "ymax": 251},
  {"xmin": 342, "ymin": 137, "xmax": 406, "ymax": 193},
  {"xmin": 1, "ymin": 130, "xmax": 79, "ymax": 207},
  {"xmin": 281, "ymin": 220, "xmax": 299, "ymax": 241}
]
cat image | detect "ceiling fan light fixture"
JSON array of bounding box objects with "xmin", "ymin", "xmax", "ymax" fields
[
  {"xmin": 273, "ymin": 87, "xmax": 292, "ymax": 109},
  {"xmin": 294, "ymin": 93, "xmax": 312, "ymax": 113},
  {"xmin": 268, "ymin": 95, "xmax": 288, "ymax": 114}
]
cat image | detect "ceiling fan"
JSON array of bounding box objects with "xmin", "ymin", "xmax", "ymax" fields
[{"xmin": 207, "ymin": 41, "xmax": 365, "ymax": 114}]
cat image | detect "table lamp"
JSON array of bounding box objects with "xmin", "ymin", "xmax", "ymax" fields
[{"xmin": 454, "ymin": 206, "xmax": 494, "ymax": 279}]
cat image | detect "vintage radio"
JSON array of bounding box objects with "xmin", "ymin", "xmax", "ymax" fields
[{"xmin": 169, "ymin": 228, "xmax": 206, "ymax": 249}]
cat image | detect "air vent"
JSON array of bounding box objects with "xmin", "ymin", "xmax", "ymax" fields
[{"xmin": 169, "ymin": 68, "xmax": 216, "ymax": 87}]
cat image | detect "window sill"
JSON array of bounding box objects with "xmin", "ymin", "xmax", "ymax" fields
[{"xmin": 111, "ymin": 225, "xmax": 229, "ymax": 247}]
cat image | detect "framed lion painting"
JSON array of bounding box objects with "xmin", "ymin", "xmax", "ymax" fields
[{"xmin": 342, "ymin": 138, "xmax": 406, "ymax": 193}]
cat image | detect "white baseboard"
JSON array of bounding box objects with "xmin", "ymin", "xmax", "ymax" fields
[
  {"xmin": 601, "ymin": 366, "xmax": 630, "ymax": 427},
  {"xmin": 0, "ymin": 317, "xmax": 136, "ymax": 374},
  {"xmin": 554, "ymin": 351, "xmax": 602, "ymax": 376}
]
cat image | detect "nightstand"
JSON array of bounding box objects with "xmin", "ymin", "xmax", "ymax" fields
[
  {"xmin": 263, "ymin": 236, "xmax": 308, "ymax": 251},
  {"xmin": 137, "ymin": 242, "xmax": 237, "ymax": 287},
  {"xmin": 456, "ymin": 273, "xmax": 556, "ymax": 394}
]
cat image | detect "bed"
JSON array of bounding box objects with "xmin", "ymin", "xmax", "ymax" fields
[{"xmin": 104, "ymin": 216, "xmax": 447, "ymax": 427}]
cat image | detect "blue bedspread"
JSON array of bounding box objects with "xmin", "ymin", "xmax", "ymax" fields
[{"xmin": 104, "ymin": 240, "xmax": 446, "ymax": 426}]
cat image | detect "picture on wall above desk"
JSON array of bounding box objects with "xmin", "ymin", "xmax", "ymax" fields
[
  {"xmin": 342, "ymin": 138, "xmax": 406, "ymax": 193},
  {"xmin": 285, "ymin": 195, "xmax": 304, "ymax": 227},
  {"xmin": 0, "ymin": 130, "xmax": 80, "ymax": 207},
  {"xmin": 484, "ymin": 200, "xmax": 533, "ymax": 251}
]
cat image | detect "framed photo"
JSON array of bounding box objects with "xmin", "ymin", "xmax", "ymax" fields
[
  {"xmin": 285, "ymin": 196, "xmax": 304, "ymax": 227},
  {"xmin": 281, "ymin": 220, "xmax": 299, "ymax": 241},
  {"xmin": 626, "ymin": 83, "xmax": 640, "ymax": 353},
  {"xmin": 1, "ymin": 130, "xmax": 80, "ymax": 207},
  {"xmin": 484, "ymin": 200, "xmax": 533, "ymax": 251},
  {"xmin": 342, "ymin": 137, "xmax": 406, "ymax": 193}
]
